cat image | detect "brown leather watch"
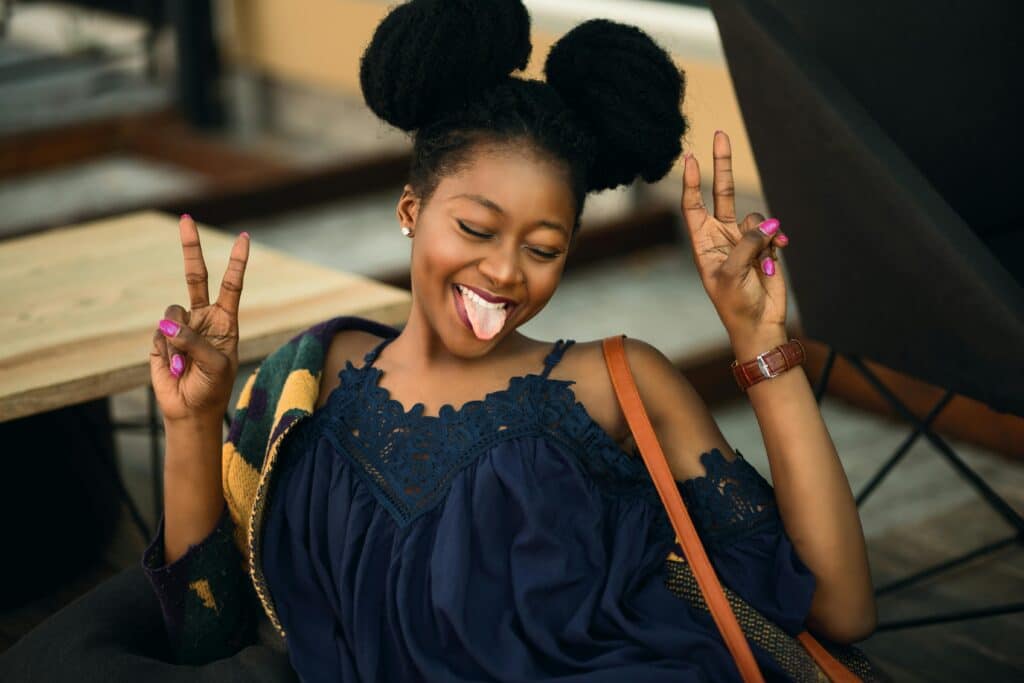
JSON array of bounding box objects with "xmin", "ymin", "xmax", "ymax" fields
[{"xmin": 731, "ymin": 339, "xmax": 806, "ymax": 391}]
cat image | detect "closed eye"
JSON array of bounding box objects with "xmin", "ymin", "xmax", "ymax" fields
[
  {"xmin": 528, "ymin": 247, "xmax": 561, "ymax": 260},
  {"xmin": 457, "ymin": 220, "xmax": 491, "ymax": 239},
  {"xmin": 458, "ymin": 220, "xmax": 563, "ymax": 260}
]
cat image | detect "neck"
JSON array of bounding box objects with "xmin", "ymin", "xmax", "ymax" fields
[{"xmin": 386, "ymin": 292, "xmax": 526, "ymax": 375}]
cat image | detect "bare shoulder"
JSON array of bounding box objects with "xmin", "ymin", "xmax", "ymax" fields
[
  {"xmin": 553, "ymin": 336, "xmax": 735, "ymax": 480},
  {"xmin": 317, "ymin": 328, "xmax": 392, "ymax": 410}
]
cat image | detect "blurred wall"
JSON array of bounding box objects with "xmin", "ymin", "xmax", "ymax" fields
[{"xmin": 221, "ymin": 0, "xmax": 762, "ymax": 197}]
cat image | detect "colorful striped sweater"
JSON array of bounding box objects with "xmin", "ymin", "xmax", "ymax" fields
[{"xmin": 142, "ymin": 315, "xmax": 401, "ymax": 665}]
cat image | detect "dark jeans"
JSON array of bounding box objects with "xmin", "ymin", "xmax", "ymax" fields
[{"xmin": 0, "ymin": 565, "xmax": 298, "ymax": 682}]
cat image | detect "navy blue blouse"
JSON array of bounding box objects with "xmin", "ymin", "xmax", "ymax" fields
[{"xmin": 261, "ymin": 335, "xmax": 814, "ymax": 682}]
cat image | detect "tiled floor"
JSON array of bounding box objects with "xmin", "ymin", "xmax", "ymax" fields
[{"xmin": 0, "ymin": 155, "xmax": 204, "ymax": 238}]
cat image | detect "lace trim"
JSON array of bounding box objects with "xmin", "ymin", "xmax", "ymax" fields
[
  {"xmin": 313, "ymin": 361, "xmax": 660, "ymax": 527},
  {"xmin": 677, "ymin": 448, "xmax": 779, "ymax": 546},
  {"xmin": 289, "ymin": 360, "xmax": 778, "ymax": 548}
]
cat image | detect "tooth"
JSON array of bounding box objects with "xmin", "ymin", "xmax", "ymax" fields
[{"xmin": 459, "ymin": 286, "xmax": 506, "ymax": 309}]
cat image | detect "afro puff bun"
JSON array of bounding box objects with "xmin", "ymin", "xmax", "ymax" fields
[
  {"xmin": 359, "ymin": 0, "xmax": 687, "ymax": 226},
  {"xmin": 545, "ymin": 19, "xmax": 687, "ymax": 193},
  {"xmin": 360, "ymin": 0, "xmax": 532, "ymax": 131}
]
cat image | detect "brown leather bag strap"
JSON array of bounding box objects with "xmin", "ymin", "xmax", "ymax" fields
[
  {"xmin": 602, "ymin": 335, "xmax": 861, "ymax": 683},
  {"xmin": 601, "ymin": 335, "xmax": 765, "ymax": 683}
]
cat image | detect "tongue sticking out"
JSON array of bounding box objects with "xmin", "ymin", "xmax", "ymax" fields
[{"xmin": 463, "ymin": 293, "xmax": 509, "ymax": 340}]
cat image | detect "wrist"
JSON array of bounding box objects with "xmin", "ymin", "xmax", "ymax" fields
[
  {"xmin": 729, "ymin": 325, "xmax": 790, "ymax": 361},
  {"xmin": 163, "ymin": 409, "xmax": 225, "ymax": 430}
]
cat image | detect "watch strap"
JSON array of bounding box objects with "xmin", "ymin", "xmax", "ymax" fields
[{"xmin": 731, "ymin": 339, "xmax": 806, "ymax": 391}]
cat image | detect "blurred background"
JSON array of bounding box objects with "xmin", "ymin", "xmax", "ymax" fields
[{"xmin": 0, "ymin": 1, "xmax": 1021, "ymax": 680}]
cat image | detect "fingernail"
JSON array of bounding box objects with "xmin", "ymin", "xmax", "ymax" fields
[
  {"xmin": 170, "ymin": 354, "xmax": 185, "ymax": 377},
  {"xmin": 758, "ymin": 218, "xmax": 780, "ymax": 236},
  {"xmin": 715, "ymin": 129, "xmax": 723, "ymax": 136},
  {"xmin": 240, "ymin": 231, "xmax": 250, "ymax": 239},
  {"xmin": 159, "ymin": 319, "xmax": 180, "ymax": 337},
  {"xmin": 180, "ymin": 213, "xmax": 191, "ymax": 221},
  {"xmin": 776, "ymin": 232, "xmax": 789, "ymax": 245},
  {"xmin": 762, "ymin": 257, "xmax": 775, "ymax": 276}
]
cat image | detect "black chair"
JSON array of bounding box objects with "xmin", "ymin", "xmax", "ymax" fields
[{"xmin": 708, "ymin": 0, "xmax": 1024, "ymax": 630}]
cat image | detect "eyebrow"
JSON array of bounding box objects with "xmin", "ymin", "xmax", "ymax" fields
[{"xmin": 451, "ymin": 193, "xmax": 568, "ymax": 237}]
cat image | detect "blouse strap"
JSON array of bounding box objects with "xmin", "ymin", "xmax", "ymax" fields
[
  {"xmin": 361, "ymin": 335, "xmax": 397, "ymax": 369},
  {"xmin": 540, "ymin": 339, "xmax": 576, "ymax": 378}
]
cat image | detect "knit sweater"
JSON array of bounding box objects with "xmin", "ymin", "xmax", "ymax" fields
[{"xmin": 142, "ymin": 315, "xmax": 402, "ymax": 665}]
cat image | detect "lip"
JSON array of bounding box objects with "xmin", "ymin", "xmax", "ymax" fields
[
  {"xmin": 452, "ymin": 284, "xmax": 518, "ymax": 335},
  {"xmin": 455, "ymin": 283, "xmax": 518, "ymax": 306}
]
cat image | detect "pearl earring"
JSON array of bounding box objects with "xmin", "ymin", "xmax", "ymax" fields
[{"xmin": 401, "ymin": 226, "xmax": 412, "ymax": 237}]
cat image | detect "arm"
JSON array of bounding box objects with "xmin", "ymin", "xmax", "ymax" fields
[
  {"xmin": 625, "ymin": 336, "xmax": 876, "ymax": 643},
  {"xmin": 731, "ymin": 328, "xmax": 875, "ymax": 642},
  {"xmin": 163, "ymin": 415, "xmax": 227, "ymax": 562},
  {"xmin": 144, "ymin": 216, "xmax": 260, "ymax": 662},
  {"xmin": 142, "ymin": 378, "xmax": 260, "ymax": 664}
]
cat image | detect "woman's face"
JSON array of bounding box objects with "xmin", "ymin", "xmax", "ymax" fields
[{"xmin": 397, "ymin": 143, "xmax": 577, "ymax": 358}]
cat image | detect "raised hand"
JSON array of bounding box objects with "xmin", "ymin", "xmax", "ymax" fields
[
  {"xmin": 680, "ymin": 131, "xmax": 790, "ymax": 341},
  {"xmin": 149, "ymin": 214, "xmax": 250, "ymax": 423}
]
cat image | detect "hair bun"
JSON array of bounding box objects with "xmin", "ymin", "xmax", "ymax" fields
[
  {"xmin": 360, "ymin": 0, "xmax": 532, "ymax": 132},
  {"xmin": 545, "ymin": 19, "xmax": 687, "ymax": 192}
]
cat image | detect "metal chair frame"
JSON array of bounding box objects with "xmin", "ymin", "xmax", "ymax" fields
[{"xmin": 812, "ymin": 348, "xmax": 1024, "ymax": 630}]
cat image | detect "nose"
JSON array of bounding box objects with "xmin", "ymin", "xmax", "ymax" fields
[{"xmin": 477, "ymin": 242, "xmax": 524, "ymax": 288}]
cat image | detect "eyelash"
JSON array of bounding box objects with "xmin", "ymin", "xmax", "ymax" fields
[{"xmin": 457, "ymin": 220, "xmax": 562, "ymax": 260}]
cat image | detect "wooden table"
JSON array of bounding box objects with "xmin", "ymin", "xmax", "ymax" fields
[
  {"xmin": 0, "ymin": 210, "xmax": 410, "ymax": 540},
  {"xmin": 0, "ymin": 210, "xmax": 412, "ymax": 423}
]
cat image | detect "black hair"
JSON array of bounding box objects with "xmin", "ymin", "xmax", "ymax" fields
[{"xmin": 359, "ymin": 0, "xmax": 688, "ymax": 235}]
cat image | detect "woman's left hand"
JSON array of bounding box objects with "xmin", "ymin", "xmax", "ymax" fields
[{"xmin": 680, "ymin": 131, "xmax": 790, "ymax": 342}]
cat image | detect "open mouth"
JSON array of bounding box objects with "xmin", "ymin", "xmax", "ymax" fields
[{"xmin": 452, "ymin": 284, "xmax": 517, "ymax": 340}]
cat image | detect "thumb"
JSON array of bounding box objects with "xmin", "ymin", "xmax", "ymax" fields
[{"xmin": 722, "ymin": 218, "xmax": 780, "ymax": 277}]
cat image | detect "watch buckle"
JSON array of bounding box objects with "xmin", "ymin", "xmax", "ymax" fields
[{"xmin": 756, "ymin": 351, "xmax": 781, "ymax": 379}]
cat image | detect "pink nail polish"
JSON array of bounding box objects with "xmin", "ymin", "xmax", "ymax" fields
[
  {"xmin": 776, "ymin": 233, "xmax": 789, "ymax": 245},
  {"xmin": 181, "ymin": 213, "xmax": 191, "ymax": 221},
  {"xmin": 762, "ymin": 258, "xmax": 775, "ymax": 276},
  {"xmin": 240, "ymin": 231, "xmax": 250, "ymax": 239},
  {"xmin": 758, "ymin": 218, "xmax": 780, "ymax": 237},
  {"xmin": 170, "ymin": 354, "xmax": 184, "ymax": 377},
  {"xmin": 159, "ymin": 319, "xmax": 180, "ymax": 337}
]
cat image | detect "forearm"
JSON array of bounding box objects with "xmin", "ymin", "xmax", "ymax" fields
[
  {"xmin": 732, "ymin": 327, "xmax": 875, "ymax": 641},
  {"xmin": 163, "ymin": 416, "xmax": 227, "ymax": 563}
]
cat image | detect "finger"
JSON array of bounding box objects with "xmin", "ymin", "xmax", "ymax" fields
[
  {"xmin": 680, "ymin": 153, "xmax": 709, "ymax": 244},
  {"xmin": 712, "ymin": 131, "xmax": 736, "ymax": 224},
  {"xmin": 161, "ymin": 305, "xmax": 190, "ymax": 375},
  {"xmin": 150, "ymin": 327, "xmax": 172, "ymax": 379},
  {"xmin": 216, "ymin": 232, "xmax": 250, "ymax": 316},
  {"xmin": 722, "ymin": 216, "xmax": 780, "ymax": 278},
  {"xmin": 739, "ymin": 212, "xmax": 775, "ymax": 274},
  {"xmin": 180, "ymin": 214, "xmax": 211, "ymax": 309},
  {"xmin": 157, "ymin": 317, "xmax": 229, "ymax": 378}
]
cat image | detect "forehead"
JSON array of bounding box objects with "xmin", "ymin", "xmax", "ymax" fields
[{"xmin": 434, "ymin": 145, "xmax": 576, "ymax": 224}]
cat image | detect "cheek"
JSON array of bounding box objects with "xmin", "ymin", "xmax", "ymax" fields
[
  {"xmin": 524, "ymin": 264, "xmax": 563, "ymax": 306},
  {"xmin": 411, "ymin": 230, "xmax": 464, "ymax": 282}
]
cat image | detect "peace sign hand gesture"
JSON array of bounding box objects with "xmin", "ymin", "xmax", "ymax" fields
[
  {"xmin": 680, "ymin": 131, "xmax": 790, "ymax": 344},
  {"xmin": 149, "ymin": 214, "xmax": 250, "ymax": 424}
]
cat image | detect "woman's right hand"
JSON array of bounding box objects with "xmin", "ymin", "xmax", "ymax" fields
[{"xmin": 150, "ymin": 214, "xmax": 251, "ymax": 424}]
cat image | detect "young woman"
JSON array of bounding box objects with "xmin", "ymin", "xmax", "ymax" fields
[{"xmin": 147, "ymin": 1, "xmax": 875, "ymax": 680}]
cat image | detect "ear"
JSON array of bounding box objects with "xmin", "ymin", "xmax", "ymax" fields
[{"xmin": 397, "ymin": 184, "xmax": 420, "ymax": 228}]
